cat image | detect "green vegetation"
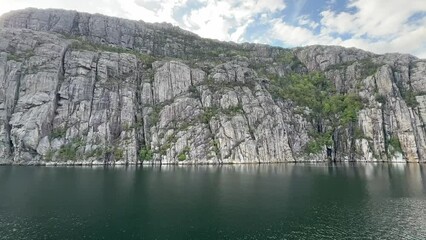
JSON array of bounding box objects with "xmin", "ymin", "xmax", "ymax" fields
[
  {"xmin": 358, "ymin": 59, "xmax": 381, "ymax": 78},
  {"xmin": 394, "ymin": 78, "xmax": 421, "ymax": 108},
  {"xmin": 188, "ymin": 85, "xmax": 200, "ymax": 98},
  {"xmin": 275, "ymin": 51, "xmax": 295, "ymax": 64},
  {"xmin": 159, "ymin": 145, "xmax": 168, "ymax": 156},
  {"xmin": 325, "ymin": 58, "xmax": 381, "ymax": 79},
  {"xmin": 203, "ymin": 77, "xmax": 256, "ymax": 92},
  {"xmin": 374, "ymin": 93, "xmax": 387, "ymax": 104},
  {"xmin": 57, "ymin": 144, "xmax": 77, "ymax": 161},
  {"xmin": 7, "ymin": 53, "xmax": 22, "ymax": 62},
  {"xmin": 70, "ymin": 39, "xmax": 156, "ymax": 65},
  {"xmin": 200, "ymin": 104, "xmax": 244, "ymax": 123},
  {"xmin": 177, "ymin": 121, "xmax": 192, "ymax": 131},
  {"xmin": 177, "ymin": 152, "xmax": 186, "ymax": 161},
  {"xmin": 56, "ymin": 138, "xmax": 85, "ymax": 161},
  {"xmin": 84, "ymin": 146, "xmax": 125, "ymax": 160},
  {"xmin": 326, "ymin": 61, "xmax": 354, "ymax": 71},
  {"xmin": 402, "ymin": 89, "xmax": 418, "ymax": 108},
  {"xmin": 44, "ymin": 150, "xmax": 54, "ymax": 162},
  {"xmin": 251, "ymin": 50, "xmax": 303, "ymax": 77},
  {"xmin": 113, "ymin": 147, "xmax": 124, "ymax": 160},
  {"xmin": 275, "ymin": 51, "xmax": 303, "ymax": 67},
  {"xmin": 323, "ymin": 93, "xmax": 363, "ymax": 125},
  {"xmin": 122, "ymin": 123, "xmax": 132, "ymax": 132},
  {"xmin": 211, "ymin": 139, "xmax": 221, "ymax": 157},
  {"xmin": 139, "ymin": 146, "xmax": 153, "ymax": 161},
  {"xmin": 158, "ymin": 134, "xmax": 178, "ymax": 156},
  {"xmin": 223, "ymin": 104, "xmax": 244, "ymax": 116},
  {"xmin": 70, "ymin": 33, "xmax": 252, "ymax": 65},
  {"xmin": 85, "ymin": 147, "xmax": 104, "ymax": 159},
  {"xmin": 355, "ymin": 81, "xmax": 365, "ymax": 91},
  {"xmin": 149, "ymin": 105, "xmax": 162, "ymax": 126},
  {"xmin": 191, "ymin": 42, "xmax": 252, "ymax": 60},
  {"xmin": 201, "ymin": 107, "xmax": 219, "ymax": 124},
  {"xmin": 269, "ymin": 72, "xmax": 363, "ymax": 154},
  {"xmin": 388, "ymin": 135, "xmax": 402, "ymax": 154},
  {"xmin": 51, "ymin": 127, "xmax": 67, "ymax": 139},
  {"xmin": 228, "ymin": 49, "xmax": 251, "ymax": 58},
  {"xmin": 354, "ymin": 127, "xmax": 366, "ymax": 139},
  {"xmin": 305, "ymin": 131, "xmax": 333, "ymax": 154},
  {"xmin": 7, "ymin": 50, "xmax": 35, "ymax": 62}
]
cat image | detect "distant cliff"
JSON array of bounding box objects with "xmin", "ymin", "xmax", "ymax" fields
[{"xmin": 0, "ymin": 8, "xmax": 425, "ymax": 165}]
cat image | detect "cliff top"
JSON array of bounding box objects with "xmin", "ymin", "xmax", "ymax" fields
[{"xmin": 2, "ymin": 7, "xmax": 416, "ymax": 61}]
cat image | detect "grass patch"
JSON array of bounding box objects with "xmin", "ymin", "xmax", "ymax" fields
[
  {"xmin": 70, "ymin": 39, "xmax": 156, "ymax": 65},
  {"xmin": 177, "ymin": 146, "xmax": 190, "ymax": 161},
  {"xmin": 388, "ymin": 135, "xmax": 402, "ymax": 154},
  {"xmin": 358, "ymin": 59, "xmax": 381, "ymax": 78},
  {"xmin": 402, "ymin": 90, "xmax": 418, "ymax": 108},
  {"xmin": 57, "ymin": 144, "xmax": 77, "ymax": 161},
  {"xmin": 374, "ymin": 93, "xmax": 387, "ymax": 104},
  {"xmin": 177, "ymin": 152, "xmax": 187, "ymax": 161},
  {"xmin": 56, "ymin": 138, "xmax": 85, "ymax": 161},
  {"xmin": 139, "ymin": 146, "xmax": 153, "ymax": 161},
  {"xmin": 51, "ymin": 127, "xmax": 67, "ymax": 139},
  {"xmin": 113, "ymin": 147, "xmax": 124, "ymax": 160},
  {"xmin": 223, "ymin": 104, "xmax": 244, "ymax": 116},
  {"xmin": 44, "ymin": 150, "xmax": 54, "ymax": 162},
  {"xmin": 201, "ymin": 107, "xmax": 219, "ymax": 124},
  {"xmin": 7, "ymin": 50, "xmax": 35, "ymax": 62}
]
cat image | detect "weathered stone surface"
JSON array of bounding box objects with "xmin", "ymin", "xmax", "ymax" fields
[
  {"xmin": 0, "ymin": 9, "xmax": 425, "ymax": 165},
  {"xmin": 295, "ymin": 45, "xmax": 374, "ymax": 71}
]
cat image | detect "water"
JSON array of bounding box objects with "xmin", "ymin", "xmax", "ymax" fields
[{"xmin": 1, "ymin": 163, "xmax": 426, "ymax": 239}]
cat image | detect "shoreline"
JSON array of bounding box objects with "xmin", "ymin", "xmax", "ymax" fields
[{"xmin": 0, "ymin": 160, "xmax": 420, "ymax": 167}]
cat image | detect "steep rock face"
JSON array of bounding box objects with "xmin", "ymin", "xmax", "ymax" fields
[
  {"xmin": 0, "ymin": 28, "xmax": 144, "ymax": 164},
  {"xmin": 0, "ymin": 8, "xmax": 283, "ymax": 60},
  {"xmin": 0, "ymin": 8, "xmax": 425, "ymax": 165},
  {"xmin": 0, "ymin": 28, "xmax": 300, "ymax": 165},
  {"xmin": 144, "ymin": 60, "xmax": 296, "ymax": 164}
]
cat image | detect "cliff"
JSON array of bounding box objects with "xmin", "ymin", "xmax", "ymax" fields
[{"xmin": 0, "ymin": 8, "xmax": 425, "ymax": 165}]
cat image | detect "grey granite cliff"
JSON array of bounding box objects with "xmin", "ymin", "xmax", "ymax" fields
[{"xmin": 0, "ymin": 8, "xmax": 425, "ymax": 165}]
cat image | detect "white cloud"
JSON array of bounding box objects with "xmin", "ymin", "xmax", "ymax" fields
[
  {"xmin": 268, "ymin": 0, "xmax": 426, "ymax": 58},
  {"xmin": 297, "ymin": 15, "xmax": 319, "ymax": 29},
  {"xmin": 181, "ymin": 0, "xmax": 286, "ymax": 42},
  {"xmin": 0, "ymin": 0, "xmax": 425, "ymax": 58},
  {"xmin": 119, "ymin": 0, "xmax": 184, "ymax": 25},
  {"xmin": 320, "ymin": 0, "xmax": 426, "ymax": 38},
  {"xmin": 339, "ymin": 21, "xmax": 426, "ymax": 58},
  {"xmin": 320, "ymin": 10, "xmax": 356, "ymax": 35},
  {"xmin": 181, "ymin": 1, "xmax": 233, "ymax": 40},
  {"xmin": 0, "ymin": 0, "xmax": 285, "ymax": 42},
  {"xmin": 0, "ymin": 0, "xmax": 188, "ymax": 25},
  {"xmin": 269, "ymin": 18, "xmax": 340, "ymax": 47}
]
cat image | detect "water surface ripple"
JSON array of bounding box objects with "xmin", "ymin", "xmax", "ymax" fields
[{"xmin": 0, "ymin": 163, "xmax": 425, "ymax": 239}]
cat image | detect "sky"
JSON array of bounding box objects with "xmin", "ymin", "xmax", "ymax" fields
[{"xmin": 0, "ymin": 0, "xmax": 425, "ymax": 58}]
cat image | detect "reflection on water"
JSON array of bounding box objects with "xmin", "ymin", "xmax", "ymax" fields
[{"xmin": 0, "ymin": 163, "xmax": 426, "ymax": 239}]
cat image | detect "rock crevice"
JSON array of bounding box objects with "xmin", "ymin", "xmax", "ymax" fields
[{"xmin": 0, "ymin": 9, "xmax": 425, "ymax": 164}]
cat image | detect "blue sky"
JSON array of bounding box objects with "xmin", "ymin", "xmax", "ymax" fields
[{"xmin": 1, "ymin": 0, "xmax": 425, "ymax": 58}]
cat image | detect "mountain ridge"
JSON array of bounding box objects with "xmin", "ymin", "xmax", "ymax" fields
[
  {"xmin": 1, "ymin": 8, "xmax": 404, "ymax": 60},
  {"xmin": 0, "ymin": 8, "xmax": 425, "ymax": 165}
]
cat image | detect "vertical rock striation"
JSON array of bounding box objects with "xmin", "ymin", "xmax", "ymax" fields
[{"xmin": 0, "ymin": 8, "xmax": 425, "ymax": 164}]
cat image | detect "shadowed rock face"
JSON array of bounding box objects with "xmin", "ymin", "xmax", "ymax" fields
[{"xmin": 0, "ymin": 8, "xmax": 425, "ymax": 165}]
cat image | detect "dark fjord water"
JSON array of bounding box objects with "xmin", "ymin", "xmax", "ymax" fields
[{"xmin": 1, "ymin": 164, "xmax": 426, "ymax": 239}]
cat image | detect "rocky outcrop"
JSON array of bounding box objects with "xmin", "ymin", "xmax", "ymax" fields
[
  {"xmin": 0, "ymin": 8, "xmax": 285, "ymax": 61},
  {"xmin": 0, "ymin": 8, "xmax": 425, "ymax": 165}
]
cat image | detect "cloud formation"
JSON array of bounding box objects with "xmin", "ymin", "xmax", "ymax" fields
[
  {"xmin": 178, "ymin": 0, "xmax": 286, "ymax": 41},
  {"xmin": 318, "ymin": 0, "xmax": 426, "ymax": 57},
  {"xmin": 0, "ymin": 0, "xmax": 425, "ymax": 58}
]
